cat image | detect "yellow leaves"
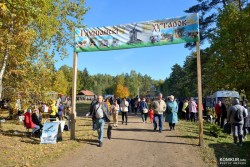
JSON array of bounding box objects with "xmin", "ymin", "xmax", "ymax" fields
[
  {"xmin": 0, "ymin": 3, "xmax": 8, "ymax": 14},
  {"xmin": 114, "ymin": 83, "xmax": 130, "ymax": 98}
]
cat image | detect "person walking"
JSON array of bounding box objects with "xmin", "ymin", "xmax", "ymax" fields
[
  {"xmin": 152, "ymin": 93, "xmax": 166, "ymax": 133},
  {"xmin": 110, "ymin": 99, "xmax": 120, "ymax": 127},
  {"xmin": 215, "ymin": 100, "xmax": 222, "ymax": 126},
  {"xmin": 165, "ymin": 95, "xmax": 178, "ymax": 131},
  {"xmin": 189, "ymin": 98, "xmax": 197, "ymax": 122},
  {"xmin": 140, "ymin": 97, "xmax": 148, "ymax": 123},
  {"xmin": 88, "ymin": 96, "xmax": 98, "ymax": 130},
  {"xmin": 91, "ymin": 95, "xmax": 110, "ymax": 147},
  {"xmin": 220, "ymin": 101, "xmax": 227, "ymax": 128},
  {"xmin": 134, "ymin": 97, "xmax": 139, "ymax": 116},
  {"xmin": 120, "ymin": 97, "xmax": 129, "ymax": 125},
  {"xmin": 242, "ymin": 102, "xmax": 249, "ymax": 140},
  {"xmin": 182, "ymin": 99, "xmax": 189, "ymax": 120},
  {"xmin": 227, "ymin": 98, "xmax": 246, "ymax": 146}
]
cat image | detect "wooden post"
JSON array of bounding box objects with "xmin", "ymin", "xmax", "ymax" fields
[
  {"xmin": 70, "ymin": 52, "xmax": 78, "ymax": 140},
  {"xmin": 196, "ymin": 41, "xmax": 204, "ymax": 147}
]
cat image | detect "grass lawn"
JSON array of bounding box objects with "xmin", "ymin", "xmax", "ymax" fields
[
  {"xmin": 176, "ymin": 120, "xmax": 250, "ymax": 167},
  {"xmin": 0, "ymin": 101, "xmax": 96, "ymax": 167}
]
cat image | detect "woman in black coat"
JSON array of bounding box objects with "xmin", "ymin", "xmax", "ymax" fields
[{"xmin": 32, "ymin": 109, "xmax": 43, "ymax": 129}]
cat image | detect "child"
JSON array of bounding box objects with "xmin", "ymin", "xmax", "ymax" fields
[{"xmin": 148, "ymin": 108, "xmax": 154, "ymax": 123}]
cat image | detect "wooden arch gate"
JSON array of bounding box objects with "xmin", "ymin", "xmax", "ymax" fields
[{"xmin": 70, "ymin": 13, "xmax": 204, "ymax": 147}]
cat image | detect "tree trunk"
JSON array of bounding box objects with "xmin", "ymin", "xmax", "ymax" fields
[
  {"xmin": 222, "ymin": 0, "xmax": 227, "ymax": 7},
  {"xmin": 238, "ymin": 0, "xmax": 242, "ymax": 11},
  {"xmin": 0, "ymin": 48, "xmax": 9, "ymax": 100}
]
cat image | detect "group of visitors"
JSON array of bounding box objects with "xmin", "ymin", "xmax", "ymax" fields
[
  {"xmin": 89, "ymin": 93, "xmax": 180, "ymax": 147},
  {"xmin": 213, "ymin": 99, "xmax": 250, "ymax": 146},
  {"xmin": 89, "ymin": 93, "xmax": 250, "ymax": 147},
  {"xmin": 23, "ymin": 94, "xmax": 71, "ymax": 137},
  {"xmin": 23, "ymin": 108, "xmax": 43, "ymax": 137},
  {"xmin": 180, "ymin": 98, "xmax": 201, "ymax": 122}
]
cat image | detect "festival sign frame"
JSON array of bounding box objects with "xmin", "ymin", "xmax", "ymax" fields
[
  {"xmin": 70, "ymin": 13, "xmax": 204, "ymax": 146},
  {"xmin": 74, "ymin": 13, "xmax": 199, "ymax": 52}
]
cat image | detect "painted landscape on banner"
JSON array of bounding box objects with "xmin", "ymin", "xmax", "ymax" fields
[
  {"xmin": 74, "ymin": 13, "xmax": 199, "ymax": 52},
  {"xmin": 40, "ymin": 122, "xmax": 59, "ymax": 144}
]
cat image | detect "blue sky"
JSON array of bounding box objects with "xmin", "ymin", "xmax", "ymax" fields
[{"xmin": 55, "ymin": 0, "xmax": 201, "ymax": 80}]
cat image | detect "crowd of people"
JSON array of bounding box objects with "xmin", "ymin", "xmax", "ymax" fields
[
  {"xmin": 89, "ymin": 93, "xmax": 179, "ymax": 147},
  {"xmin": 213, "ymin": 99, "xmax": 250, "ymax": 146},
  {"xmin": 89, "ymin": 93, "xmax": 250, "ymax": 147}
]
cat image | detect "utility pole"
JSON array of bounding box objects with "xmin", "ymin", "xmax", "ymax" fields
[{"xmin": 196, "ymin": 41, "xmax": 204, "ymax": 147}]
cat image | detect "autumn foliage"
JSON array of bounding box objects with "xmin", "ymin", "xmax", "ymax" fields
[{"xmin": 114, "ymin": 84, "xmax": 130, "ymax": 98}]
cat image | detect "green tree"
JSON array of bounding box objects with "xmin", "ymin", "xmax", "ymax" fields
[
  {"xmin": 0, "ymin": 0, "xmax": 88, "ymax": 105},
  {"xmin": 204, "ymin": 4, "xmax": 250, "ymax": 97},
  {"xmin": 185, "ymin": 0, "xmax": 248, "ymax": 48},
  {"xmin": 78, "ymin": 68, "xmax": 93, "ymax": 92}
]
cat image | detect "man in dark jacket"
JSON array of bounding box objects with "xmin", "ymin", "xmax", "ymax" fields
[
  {"xmin": 89, "ymin": 96, "xmax": 97, "ymax": 130},
  {"xmin": 91, "ymin": 95, "xmax": 110, "ymax": 147},
  {"xmin": 228, "ymin": 99, "xmax": 246, "ymax": 146},
  {"xmin": 220, "ymin": 101, "xmax": 227, "ymax": 128}
]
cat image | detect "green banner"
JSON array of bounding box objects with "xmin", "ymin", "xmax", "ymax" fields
[{"xmin": 75, "ymin": 13, "xmax": 199, "ymax": 52}]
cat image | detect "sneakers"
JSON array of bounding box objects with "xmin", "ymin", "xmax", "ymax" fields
[{"xmin": 154, "ymin": 128, "xmax": 157, "ymax": 131}]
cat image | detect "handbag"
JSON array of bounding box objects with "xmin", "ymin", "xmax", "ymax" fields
[
  {"xmin": 223, "ymin": 122, "xmax": 231, "ymax": 134},
  {"xmin": 107, "ymin": 124, "xmax": 112, "ymax": 140},
  {"xmin": 143, "ymin": 108, "xmax": 148, "ymax": 113}
]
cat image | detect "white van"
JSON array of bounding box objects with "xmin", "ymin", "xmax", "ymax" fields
[{"xmin": 213, "ymin": 90, "xmax": 240, "ymax": 104}]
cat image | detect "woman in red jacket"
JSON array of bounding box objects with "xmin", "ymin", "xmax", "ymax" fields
[
  {"xmin": 24, "ymin": 109, "xmax": 40, "ymax": 136},
  {"xmin": 214, "ymin": 101, "xmax": 222, "ymax": 126}
]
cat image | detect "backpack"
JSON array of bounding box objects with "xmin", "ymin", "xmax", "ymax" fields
[
  {"xmin": 234, "ymin": 108, "xmax": 242, "ymax": 122},
  {"xmin": 64, "ymin": 124, "xmax": 69, "ymax": 131}
]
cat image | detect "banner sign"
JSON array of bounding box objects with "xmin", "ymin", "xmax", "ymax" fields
[
  {"xmin": 40, "ymin": 122, "xmax": 59, "ymax": 144},
  {"xmin": 74, "ymin": 13, "xmax": 199, "ymax": 52}
]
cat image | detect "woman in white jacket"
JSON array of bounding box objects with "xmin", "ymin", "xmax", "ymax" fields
[{"xmin": 120, "ymin": 97, "xmax": 129, "ymax": 125}]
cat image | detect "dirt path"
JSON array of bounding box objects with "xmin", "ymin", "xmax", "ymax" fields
[{"xmin": 50, "ymin": 114, "xmax": 206, "ymax": 167}]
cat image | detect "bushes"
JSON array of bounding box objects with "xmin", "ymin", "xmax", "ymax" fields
[{"xmin": 209, "ymin": 124, "xmax": 222, "ymax": 138}]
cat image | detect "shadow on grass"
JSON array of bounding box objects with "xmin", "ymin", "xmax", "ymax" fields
[
  {"xmin": 0, "ymin": 129, "xmax": 29, "ymax": 137},
  {"xmin": 20, "ymin": 138, "xmax": 40, "ymax": 144},
  {"xmin": 208, "ymin": 140, "xmax": 250, "ymax": 167}
]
